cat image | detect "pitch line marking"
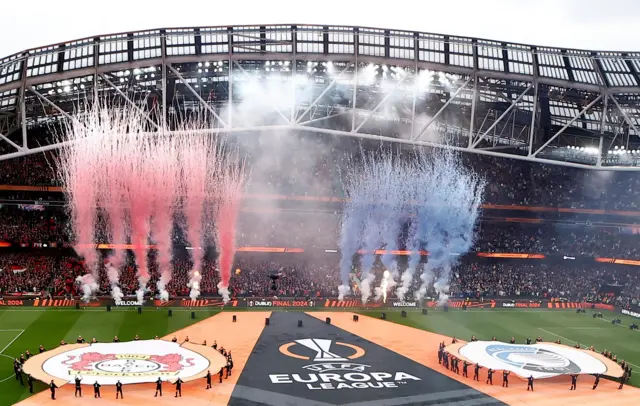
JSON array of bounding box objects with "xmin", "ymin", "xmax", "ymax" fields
[
  {"xmin": 0, "ymin": 329, "xmax": 24, "ymax": 354},
  {"xmin": 538, "ymin": 328, "xmax": 640, "ymax": 369},
  {"xmin": 0, "ymin": 330, "xmax": 25, "ymax": 385}
]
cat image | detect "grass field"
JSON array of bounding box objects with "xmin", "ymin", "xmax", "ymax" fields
[
  {"xmin": 0, "ymin": 307, "xmax": 637, "ymax": 405},
  {"xmin": 0, "ymin": 308, "xmax": 219, "ymax": 406},
  {"xmin": 360, "ymin": 308, "xmax": 640, "ymax": 387}
]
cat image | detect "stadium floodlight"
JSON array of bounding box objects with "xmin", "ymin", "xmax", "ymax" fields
[
  {"xmin": 205, "ymin": 62, "xmax": 210, "ymax": 67},
  {"xmin": 198, "ymin": 62, "xmax": 203, "ymax": 67},
  {"xmin": 63, "ymin": 86, "xmax": 71, "ymax": 92},
  {"xmin": 198, "ymin": 69, "xmax": 203, "ymax": 73},
  {"xmin": 133, "ymin": 68, "xmax": 141, "ymax": 75}
]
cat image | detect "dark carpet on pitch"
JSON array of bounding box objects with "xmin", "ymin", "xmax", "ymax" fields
[{"xmin": 229, "ymin": 312, "xmax": 505, "ymax": 406}]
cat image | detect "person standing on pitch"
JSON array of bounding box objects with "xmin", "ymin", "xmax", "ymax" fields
[
  {"xmin": 15, "ymin": 364, "xmax": 23, "ymax": 386},
  {"xmin": 27, "ymin": 374, "xmax": 34, "ymax": 393},
  {"xmin": 219, "ymin": 367, "xmax": 224, "ymax": 383},
  {"xmin": 570, "ymin": 374, "xmax": 577, "ymax": 390},
  {"xmin": 174, "ymin": 378, "xmax": 183, "ymax": 397},
  {"xmin": 155, "ymin": 378, "xmax": 163, "ymax": 397},
  {"xmin": 592, "ymin": 374, "xmax": 600, "ymax": 390},
  {"xmin": 49, "ymin": 380, "xmax": 58, "ymax": 400},
  {"xmin": 527, "ymin": 376, "xmax": 534, "ymax": 391},
  {"xmin": 75, "ymin": 376, "xmax": 82, "ymax": 397},
  {"xmin": 462, "ymin": 361, "xmax": 469, "ymax": 378},
  {"xmin": 486, "ymin": 369, "xmax": 494, "ymax": 385},
  {"xmin": 618, "ymin": 373, "xmax": 626, "ymax": 390},
  {"xmin": 116, "ymin": 380, "xmax": 124, "ymax": 399},
  {"xmin": 502, "ymin": 370, "xmax": 510, "ymax": 387},
  {"xmin": 94, "ymin": 381, "xmax": 101, "ymax": 398},
  {"xmin": 473, "ymin": 364, "xmax": 482, "ymax": 381},
  {"xmin": 205, "ymin": 370, "xmax": 212, "ymax": 389}
]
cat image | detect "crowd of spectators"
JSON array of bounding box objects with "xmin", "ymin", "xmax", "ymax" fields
[
  {"xmin": 1, "ymin": 136, "xmax": 640, "ymax": 312},
  {"xmin": 0, "ymin": 206, "xmax": 64, "ymax": 244},
  {"xmin": 2, "ymin": 205, "xmax": 640, "ymax": 259},
  {"xmin": 1, "ymin": 251, "xmax": 638, "ymax": 312},
  {"xmin": 3, "ymin": 142, "xmax": 640, "ymax": 210}
]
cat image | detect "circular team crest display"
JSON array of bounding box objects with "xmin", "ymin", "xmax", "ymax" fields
[
  {"xmin": 40, "ymin": 340, "xmax": 211, "ymax": 385},
  {"xmin": 485, "ymin": 344, "xmax": 581, "ymax": 374},
  {"xmin": 458, "ymin": 341, "xmax": 607, "ymax": 379}
]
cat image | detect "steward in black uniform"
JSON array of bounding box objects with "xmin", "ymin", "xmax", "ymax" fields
[
  {"xmin": 155, "ymin": 378, "xmax": 163, "ymax": 397},
  {"xmin": 174, "ymin": 378, "xmax": 183, "ymax": 397},
  {"xmin": 486, "ymin": 369, "xmax": 494, "ymax": 385},
  {"xmin": 50, "ymin": 380, "xmax": 58, "ymax": 400},
  {"xmin": 527, "ymin": 376, "xmax": 534, "ymax": 391},
  {"xmin": 473, "ymin": 364, "xmax": 481, "ymax": 381},
  {"xmin": 206, "ymin": 370, "xmax": 212, "ymax": 389},
  {"xmin": 570, "ymin": 374, "xmax": 577, "ymax": 390},
  {"xmin": 116, "ymin": 381, "xmax": 124, "ymax": 399},
  {"xmin": 502, "ymin": 371, "xmax": 510, "ymax": 387},
  {"xmin": 74, "ymin": 376, "xmax": 82, "ymax": 397},
  {"xmin": 27, "ymin": 374, "xmax": 34, "ymax": 393},
  {"xmin": 94, "ymin": 382, "xmax": 101, "ymax": 398}
]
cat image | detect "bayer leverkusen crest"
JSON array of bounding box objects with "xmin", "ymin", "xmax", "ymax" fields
[{"xmin": 28, "ymin": 340, "xmax": 216, "ymax": 385}]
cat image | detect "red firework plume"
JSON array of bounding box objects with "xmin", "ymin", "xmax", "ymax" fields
[
  {"xmin": 123, "ymin": 133, "xmax": 154, "ymax": 302},
  {"xmin": 213, "ymin": 148, "xmax": 247, "ymax": 303},
  {"xmin": 59, "ymin": 104, "xmax": 118, "ymax": 300},
  {"xmin": 151, "ymin": 134, "xmax": 179, "ymax": 301},
  {"xmin": 179, "ymin": 130, "xmax": 216, "ymax": 300}
]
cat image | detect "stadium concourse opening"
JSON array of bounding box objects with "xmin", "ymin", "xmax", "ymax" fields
[{"xmin": 13, "ymin": 311, "xmax": 640, "ymax": 406}]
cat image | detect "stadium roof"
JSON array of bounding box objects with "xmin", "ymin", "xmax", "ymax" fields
[{"xmin": 0, "ymin": 24, "xmax": 639, "ymax": 170}]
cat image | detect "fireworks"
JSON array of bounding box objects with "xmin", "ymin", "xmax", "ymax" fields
[
  {"xmin": 58, "ymin": 104, "xmax": 245, "ymax": 302},
  {"xmin": 212, "ymin": 149, "xmax": 246, "ymax": 303},
  {"xmin": 339, "ymin": 149, "xmax": 484, "ymax": 304}
]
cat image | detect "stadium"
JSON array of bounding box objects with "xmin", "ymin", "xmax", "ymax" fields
[{"xmin": 0, "ymin": 22, "xmax": 638, "ymax": 406}]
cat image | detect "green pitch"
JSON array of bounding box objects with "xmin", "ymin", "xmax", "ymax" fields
[
  {"xmin": 0, "ymin": 308, "xmax": 638, "ymax": 406},
  {"xmin": 0, "ymin": 308, "xmax": 219, "ymax": 406},
  {"xmin": 360, "ymin": 308, "xmax": 640, "ymax": 388}
]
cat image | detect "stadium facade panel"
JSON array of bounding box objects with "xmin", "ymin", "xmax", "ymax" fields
[{"xmin": 0, "ymin": 24, "xmax": 639, "ymax": 170}]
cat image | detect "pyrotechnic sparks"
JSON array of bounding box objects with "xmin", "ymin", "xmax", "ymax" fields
[
  {"xmin": 58, "ymin": 104, "xmax": 242, "ymax": 303},
  {"xmin": 211, "ymin": 145, "xmax": 247, "ymax": 303},
  {"xmin": 339, "ymin": 149, "xmax": 484, "ymax": 305},
  {"xmin": 178, "ymin": 130, "xmax": 214, "ymax": 300}
]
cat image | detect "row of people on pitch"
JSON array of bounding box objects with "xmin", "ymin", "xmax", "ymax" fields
[
  {"xmin": 448, "ymin": 337, "xmax": 633, "ymax": 380},
  {"xmin": 57, "ymin": 357, "xmax": 235, "ymax": 400},
  {"xmin": 450, "ymin": 335, "xmax": 545, "ymax": 344},
  {"xmin": 438, "ymin": 342, "xmax": 628, "ymax": 390}
]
